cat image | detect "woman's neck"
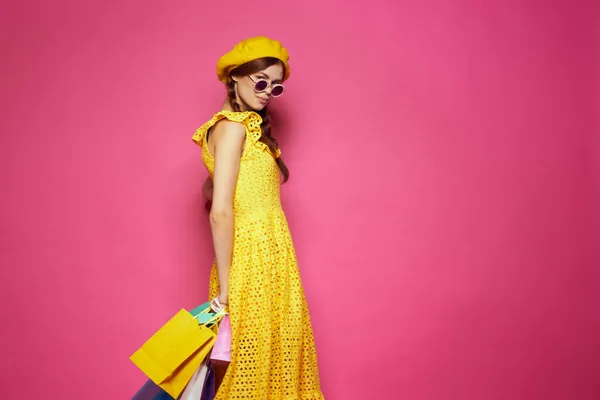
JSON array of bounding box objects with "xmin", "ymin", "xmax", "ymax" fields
[
  {"xmin": 221, "ymin": 99, "xmax": 234, "ymax": 111},
  {"xmin": 222, "ymin": 97, "xmax": 252, "ymax": 112}
]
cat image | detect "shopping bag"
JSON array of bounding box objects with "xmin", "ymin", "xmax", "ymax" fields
[
  {"xmin": 190, "ymin": 301, "xmax": 215, "ymax": 325},
  {"xmin": 190, "ymin": 301, "xmax": 226, "ymax": 328},
  {"xmin": 152, "ymin": 389, "xmax": 172, "ymax": 400},
  {"xmin": 131, "ymin": 379, "xmax": 168, "ymax": 400},
  {"xmin": 131, "ymin": 379, "xmax": 174, "ymax": 400},
  {"xmin": 189, "ymin": 301, "xmax": 212, "ymax": 316},
  {"xmin": 151, "ymin": 390, "xmax": 173, "ymax": 400},
  {"xmin": 179, "ymin": 358, "xmax": 210, "ymax": 400},
  {"xmin": 210, "ymin": 315, "xmax": 231, "ymax": 364},
  {"xmin": 201, "ymin": 364, "xmax": 216, "ymax": 400},
  {"xmin": 130, "ymin": 309, "xmax": 216, "ymax": 399}
]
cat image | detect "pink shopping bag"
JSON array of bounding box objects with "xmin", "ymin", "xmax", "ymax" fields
[{"xmin": 210, "ymin": 315, "xmax": 231, "ymax": 364}]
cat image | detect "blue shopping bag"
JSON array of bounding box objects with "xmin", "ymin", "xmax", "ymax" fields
[
  {"xmin": 131, "ymin": 379, "xmax": 173, "ymax": 399},
  {"xmin": 201, "ymin": 364, "xmax": 216, "ymax": 400}
]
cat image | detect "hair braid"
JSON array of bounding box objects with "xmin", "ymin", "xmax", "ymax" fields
[
  {"xmin": 226, "ymin": 77, "xmax": 242, "ymax": 112},
  {"xmin": 258, "ymin": 108, "xmax": 289, "ymax": 182},
  {"xmin": 225, "ymin": 78, "xmax": 289, "ymax": 183}
]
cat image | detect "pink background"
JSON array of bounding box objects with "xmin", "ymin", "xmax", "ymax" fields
[{"xmin": 1, "ymin": 1, "xmax": 598, "ymax": 399}]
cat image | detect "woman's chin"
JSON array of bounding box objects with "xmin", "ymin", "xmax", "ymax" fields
[{"xmin": 252, "ymin": 102, "xmax": 266, "ymax": 111}]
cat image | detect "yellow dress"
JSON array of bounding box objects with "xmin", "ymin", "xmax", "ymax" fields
[{"xmin": 192, "ymin": 110, "xmax": 324, "ymax": 400}]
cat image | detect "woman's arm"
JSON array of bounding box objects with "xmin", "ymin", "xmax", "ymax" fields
[{"xmin": 208, "ymin": 120, "xmax": 246, "ymax": 305}]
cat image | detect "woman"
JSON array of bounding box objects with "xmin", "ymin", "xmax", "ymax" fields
[{"xmin": 192, "ymin": 36, "xmax": 324, "ymax": 399}]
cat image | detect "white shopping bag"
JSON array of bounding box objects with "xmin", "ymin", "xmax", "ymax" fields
[{"xmin": 179, "ymin": 357, "xmax": 210, "ymax": 400}]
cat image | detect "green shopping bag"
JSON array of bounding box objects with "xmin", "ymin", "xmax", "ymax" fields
[{"xmin": 190, "ymin": 301, "xmax": 226, "ymax": 327}]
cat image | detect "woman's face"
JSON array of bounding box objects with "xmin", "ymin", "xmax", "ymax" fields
[{"xmin": 233, "ymin": 63, "xmax": 284, "ymax": 111}]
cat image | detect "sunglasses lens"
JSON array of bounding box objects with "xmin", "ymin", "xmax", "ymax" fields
[
  {"xmin": 254, "ymin": 80, "xmax": 268, "ymax": 92},
  {"xmin": 271, "ymin": 85, "xmax": 284, "ymax": 97}
]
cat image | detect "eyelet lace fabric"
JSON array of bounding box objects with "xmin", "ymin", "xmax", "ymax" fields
[{"xmin": 192, "ymin": 111, "xmax": 324, "ymax": 400}]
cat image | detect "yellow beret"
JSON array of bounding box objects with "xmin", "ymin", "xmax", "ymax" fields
[{"xmin": 217, "ymin": 36, "xmax": 291, "ymax": 83}]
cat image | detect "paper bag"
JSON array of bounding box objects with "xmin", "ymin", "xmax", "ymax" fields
[{"xmin": 130, "ymin": 309, "xmax": 216, "ymax": 398}]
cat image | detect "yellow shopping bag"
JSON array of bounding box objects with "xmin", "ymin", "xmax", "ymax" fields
[{"xmin": 130, "ymin": 309, "xmax": 216, "ymax": 398}]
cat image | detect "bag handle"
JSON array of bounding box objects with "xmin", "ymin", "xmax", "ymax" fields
[{"xmin": 199, "ymin": 308, "xmax": 226, "ymax": 326}]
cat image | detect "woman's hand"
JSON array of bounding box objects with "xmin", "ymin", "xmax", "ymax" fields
[{"xmin": 211, "ymin": 293, "xmax": 228, "ymax": 312}]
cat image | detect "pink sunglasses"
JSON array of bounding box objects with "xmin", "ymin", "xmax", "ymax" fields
[{"xmin": 248, "ymin": 75, "xmax": 285, "ymax": 97}]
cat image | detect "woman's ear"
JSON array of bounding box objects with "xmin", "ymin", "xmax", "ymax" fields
[{"xmin": 231, "ymin": 75, "xmax": 239, "ymax": 83}]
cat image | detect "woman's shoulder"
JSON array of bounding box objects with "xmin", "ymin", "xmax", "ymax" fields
[{"xmin": 193, "ymin": 110, "xmax": 263, "ymax": 145}]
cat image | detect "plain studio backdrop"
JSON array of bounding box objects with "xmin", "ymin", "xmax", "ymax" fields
[{"xmin": 1, "ymin": 0, "xmax": 598, "ymax": 399}]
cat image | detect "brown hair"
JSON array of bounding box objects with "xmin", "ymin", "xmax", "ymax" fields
[{"xmin": 226, "ymin": 57, "xmax": 289, "ymax": 183}]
